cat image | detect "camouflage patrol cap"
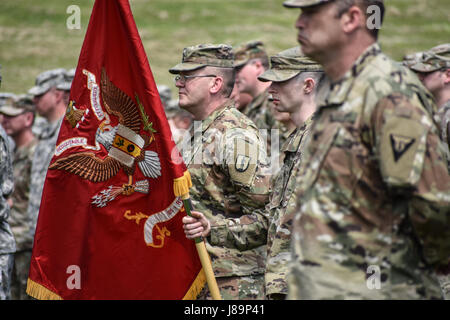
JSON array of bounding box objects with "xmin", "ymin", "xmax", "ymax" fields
[
  {"xmin": 283, "ymin": 0, "xmax": 333, "ymax": 8},
  {"xmin": 402, "ymin": 51, "xmax": 424, "ymax": 69},
  {"xmin": 258, "ymin": 46, "xmax": 323, "ymax": 82},
  {"xmin": 157, "ymin": 85, "xmax": 172, "ymax": 108},
  {"xmin": 233, "ymin": 40, "xmax": 268, "ymax": 68},
  {"xmin": 56, "ymin": 68, "xmax": 76, "ymax": 92},
  {"xmin": 0, "ymin": 94, "xmax": 35, "ymax": 117},
  {"xmin": 410, "ymin": 43, "xmax": 450, "ymax": 73},
  {"xmin": 28, "ymin": 68, "xmax": 66, "ymax": 96},
  {"xmin": 0, "ymin": 92, "xmax": 16, "ymax": 107},
  {"xmin": 164, "ymin": 101, "xmax": 180, "ymax": 119},
  {"xmin": 169, "ymin": 44, "xmax": 234, "ymax": 74}
]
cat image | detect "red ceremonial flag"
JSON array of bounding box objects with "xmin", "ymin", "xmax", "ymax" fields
[{"xmin": 27, "ymin": 0, "xmax": 205, "ymax": 300}]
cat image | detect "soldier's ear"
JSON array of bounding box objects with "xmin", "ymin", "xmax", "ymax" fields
[
  {"xmin": 24, "ymin": 112, "xmax": 34, "ymax": 128},
  {"xmin": 209, "ymin": 76, "xmax": 224, "ymax": 95},
  {"xmin": 341, "ymin": 5, "xmax": 365, "ymax": 34},
  {"xmin": 443, "ymin": 68, "xmax": 450, "ymax": 85},
  {"xmin": 303, "ymin": 78, "xmax": 315, "ymax": 94}
]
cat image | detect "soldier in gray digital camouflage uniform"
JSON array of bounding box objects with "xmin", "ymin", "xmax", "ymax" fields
[
  {"xmin": 0, "ymin": 93, "xmax": 17, "ymax": 150},
  {"xmin": 171, "ymin": 44, "xmax": 271, "ymax": 299},
  {"xmin": 284, "ymin": 0, "xmax": 449, "ymax": 299},
  {"xmin": 0, "ymin": 95, "xmax": 37, "ymax": 300},
  {"xmin": 182, "ymin": 47, "xmax": 325, "ymax": 299},
  {"xmin": 409, "ymin": 43, "xmax": 450, "ymax": 299},
  {"xmin": 27, "ymin": 69, "xmax": 67, "ymax": 252},
  {"xmin": 0, "ymin": 70, "xmax": 16, "ymax": 300}
]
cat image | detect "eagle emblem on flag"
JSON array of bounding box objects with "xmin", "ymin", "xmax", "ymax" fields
[{"xmin": 50, "ymin": 68, "xmax": 162, "ymax": 207}]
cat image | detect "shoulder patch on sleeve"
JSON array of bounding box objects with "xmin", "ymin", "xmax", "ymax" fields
[
  {"xmin": 224, "ymin": 129, "xmax": 260, "ymax": 186},
  {"xmin": 380, "ymin": 116, "xmax": 427, "ymax": 186}
]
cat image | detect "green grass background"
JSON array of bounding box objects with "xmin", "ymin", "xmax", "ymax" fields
[{"xmin": 1, "ymin": 0, "xmax": 449, "ymax": 95}]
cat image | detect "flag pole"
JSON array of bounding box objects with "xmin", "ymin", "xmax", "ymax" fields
[{"xmin": 181, "ymin": 193, "xmax": 222, "ymax": 300}]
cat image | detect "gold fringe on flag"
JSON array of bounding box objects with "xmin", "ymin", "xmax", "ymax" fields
[
  {"xmin": 173, "ymin": 170, "xmax": 192, "ymax": 198},
  {"xmin": 182, "ymin": 268, "xmax": 206, "ymax": 300},
  {"xmin": 26, "ymin": 278, "xmax": 63, "ymax": 300}
]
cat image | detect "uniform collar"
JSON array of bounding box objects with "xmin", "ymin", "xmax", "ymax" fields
[
  {"xmin": 187, "ymin": 99, "xmax": 235, "ymax": 137},
  {"xmin": 320, "ymin": 42, "xmax": 382, "ymax": 108},
  {"xmin": 200, "ymin": 100, "xmax": 235, "ymax": 133},
  {"xmin": 14, "ymin": 137, "xmax": 38, "ymax": 159},
  {"xmin": 40, "ymin": 117, "xmax": 63, "ymax": 139},
  {"xmin": 440, "ymin": 100, "xmax": 450, "ymax": 113},
  {"xmin": 282, "ymin": 114, "xmax": 315, "ymax": 153}
]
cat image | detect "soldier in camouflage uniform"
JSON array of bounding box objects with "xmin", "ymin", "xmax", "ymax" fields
[
  {"xmin": 182, "ymin": 47, "xmax": 325, "ymax": 300},
  {"xmin": 0, "ymin": 71, "xmax": 16, "ymax": 300},
  {"xmin": 259, "ymin": 48, "xmax": 324, "ymax": 299},
  {"xmin": 234, "ymin": 41, "xmax": 284, "ymax": 161},
  {"xmin": 170, "ymin": 44, "xmax": 271, "ymax": 299},
  {"xmin": 0, "ymin": 124, "xmax": 15, "ymax": 300},
  {"xmin": 409, "ymin": 44, "xmax": 450, "ymax": 299},
  {"xmin": 0, "ymin": 93, "xmax": 17, "ymax": 150},
  {"xmin": 284, "ymin": 0, "xmax": 450, "ymax": 299},
  {"xmin": 410, "ymin": 45, "xmax": 450, "ymax": 149},
  {"xmin": 27, "ymin": 69, "xmax": 66, "ymax": 252},
  {"xmin": 0, "ymin": 95, "xmax": 37, "ymax": 299}
]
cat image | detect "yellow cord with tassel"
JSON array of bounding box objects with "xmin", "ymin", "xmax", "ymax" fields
[{"xmin": 174, "ymin": 170, "xmax": 222, "ymax": 300}]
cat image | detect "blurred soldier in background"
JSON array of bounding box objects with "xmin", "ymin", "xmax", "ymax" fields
[
  {"xmin": 57, "ymin": 68, "xmax": 76, "ymax": 106},
  {"xmin": 0, "ymin": 95, "xmax": 37, "ymax": 300},
  {"xmin": 409, "ymin": 43, "xmax": 450, "ymax": 299},
  {"xmin": 230, "ymin": 83, "xmax": 252, "ymax": 111},
  {"xmin": 410, "ymin": 44, "xmax": 450, "ymax": 148},
  {"xmin": 27, "ymin": 68, "xmax": 66, "ymax": 252},
  {"xmin": 0, "ymin": 68, "xmax": 16, "ymax": 300},
  {"xmin": 234, "ymin": 41, "xmax": 281, "ymax": 160}
]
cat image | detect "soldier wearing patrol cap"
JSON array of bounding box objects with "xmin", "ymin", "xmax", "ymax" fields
[
  {"xmin": 171, "ymin": 44, "xmax": 271, "ymax": 300},
  {"xmin": 233, "ymin": 40, "xmax": 283, "ymax": 160},
  {"xmin": 56, "ymin": 68, "xmax": 76, "ymax": 106},
  {"xmin": 410, "ymin": 44, "xmax": 450, "ymax": 146},
  {"xmin": 27, "ymin": 68, "xmax": 67, "ymax": 252},
  {"xmin": 410, "ymin": 44, "xmax": 450, "ymax": 299},
  {"xmin": 0, "ymin": 95, "xmax": 38, "ymax": 300},
  {"xmin": 182, "ymin": 46, "xmax": 325, "ymax": 300},
  {"xmin": 258, "ymin": 47, "xmax": 324, "ymax": 299},
  {"xmin": 0, "ymin": 93, "xmax": 16, "ymax": 124},
  {"xmin": 0, "ymin": 67, "xmax": 16, "ymax": 300},
  {"xmin": 284, "ymin": 0, "xmax": 449, "ymax": 299}
]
